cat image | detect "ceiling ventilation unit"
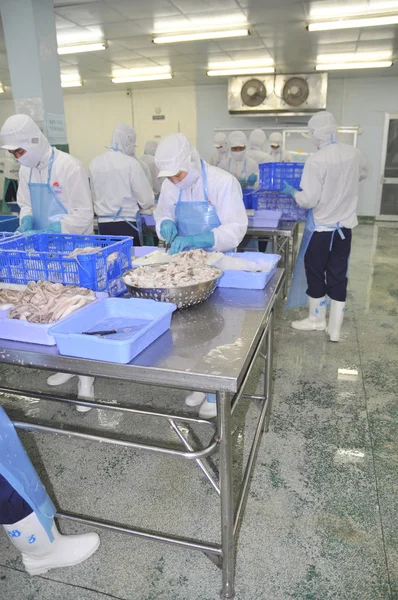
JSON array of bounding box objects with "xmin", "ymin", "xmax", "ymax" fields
[{"xmin": 228, "ymin": 73, "xmax": 328, "ymax": 116}]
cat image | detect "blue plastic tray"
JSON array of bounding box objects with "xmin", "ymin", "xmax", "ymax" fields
[
  {"xmin": 217, "ymin": 252, "xmax": 280, "ymax": 290},
  {"xmin": 259, "ymin": 162, "xmax": 304, "ymax": 192},
  {"xmin": 248, "ymin": 210, "xmax": 282, "ymax": 228},
  {"xmin": 0, "ymin": 233, "xmax": 132, "ymax": 295},
  {"xmin": 0, "ymin": 292, "xmax": 107, "ymax": 346},
  {"xmin": 49, "ymin": 297, "xmax": 177, "ymax": 363},
  {"xmin": 0, "ymin": 215, "xmax": 19, "ymax": 232}
]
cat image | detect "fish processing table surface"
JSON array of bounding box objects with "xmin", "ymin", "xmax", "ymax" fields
[{"xmin": 0, "ymin": 269, "xmax": 284, "ymax": 600}]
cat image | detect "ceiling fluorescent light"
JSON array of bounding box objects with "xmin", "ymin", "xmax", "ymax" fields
[
  {"xmin": 308, "ymin": 14, "xmax": 398, "ymax": 31},
  {"xmin": 316, "ymin": 61, "xmax": 392, "ymax": 70},
  {"xmin": 112, "ymin": 73, "xmax": 173, "ymax": 83},
  {"xmin": 208, "ymin": 66, "xmax": 275, "ymax": 76},
  {"xmin": 209, "ymin": 58, "xmax": 274, "ymax": 70},
  {"xmin": 0, "ymin": 84, "xmax": 4, "ymax": 93},
  {"xmin": 153, "ymin": 29, "xmax": 250, "ymax": 44},
  {"xmin": 317, "ymin": 51, "xmax": 392, "ymax": 63},
  {"xmin": 61, "ymin": 79, "xmax": 83, "ymax": 87},
  {"xmin": 58, "ymin": 42, "xmax": 107, "ymax": 55}
]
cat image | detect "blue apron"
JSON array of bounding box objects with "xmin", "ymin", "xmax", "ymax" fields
[
  {"xmin": 175, "ymin": 159, "xmax": 221, "ymax": 237},
  {"xmin": 285, "ymin": 209, "xmax": 345, "ymax": 310},
  {"xmin": 29, "ymin": 149, "xmax": 68, "ymax": 230},
  {"xmin": 0, "ymin": 407, "xmax": 56, "ymax": 539}
]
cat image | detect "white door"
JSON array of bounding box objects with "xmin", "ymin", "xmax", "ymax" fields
[{"xmin": 377, "ymin": 113, "xmax": 398, "ymax": 221}]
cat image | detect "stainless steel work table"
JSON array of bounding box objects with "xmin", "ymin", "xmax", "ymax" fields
[
  {"xmin": 0, "ymin": 269, "xmax": 284, "ymax": 600},
  {"xmin": 245, "ymin": 220, "xmax": 300, "ymax": 296}
]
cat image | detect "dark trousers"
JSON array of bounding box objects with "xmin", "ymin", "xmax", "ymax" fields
[
  {"xmin": 0, "ymin": 474, "xmax": 33, "ymax": 524},
  {"xmin": 304, "ymin": 228, "xmax": 352, "ymax": 301},
  {"xmin": 98, "ymin": 221, "xmax": 141, "ymax": 246}
]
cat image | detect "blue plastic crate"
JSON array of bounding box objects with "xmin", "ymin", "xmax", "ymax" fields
[
  {"xmin": 218, "ymin": 252, "xmax": 280, "ymax": 290},
  {"xmin": 49, "ymin": 297, "xmax": 177, "ymax": 364},
  {"xmin": 0, "ymin": 234, "xmax": 132, "ymax": 295},
  {"xmin": 255, "ymin": 191, "xmax": 308, "ymax": 222},
  {"xmin": 0, "ymin": 215, "xmax": 19, "ymax": 232},
  {"xmin": 259, "ymin": 162, "xmax": 304, "ymax": 192},
  {"xmin": 0, "ymin": 231, "xmax": 17, "ymax": 240}
]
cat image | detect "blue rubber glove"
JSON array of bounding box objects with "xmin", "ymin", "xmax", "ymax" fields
[
  {"xmin": 169, "ymin": 231, "xmax": 215, "ymax": 255},
  {"xmin": 282, "ymin": 180, "xmax": 298, "ymax": 198},
  {"xmin": 247, "ymin": 173, "xmax": 257, "ymax": 187},
  {"xmin": 239, "ymin": 178, "xmax": 248, "ymax": 188},
  {"xmin": 16, "ymin": 215, "xmax": 34, "ymax": 233},
  {"xmin": 160, "ymin": 220, "xmax": 178, "ymax": 245},
  {"xmin": 23, "ymin": 222, "xmax": 62, "ymax": 235}
]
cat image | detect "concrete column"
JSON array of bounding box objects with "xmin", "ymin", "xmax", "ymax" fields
[{"xmin": 0, "ymin": 0, "xmax": 68, "ymax": 150}]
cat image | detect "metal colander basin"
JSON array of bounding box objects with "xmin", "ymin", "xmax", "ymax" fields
[{"xmin": 122, "ymin": 266, "xmax": 222, "ymax": 309}]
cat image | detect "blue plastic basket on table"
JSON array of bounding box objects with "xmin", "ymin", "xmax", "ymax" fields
[
  {"xmin": 0, "ymin": 233, "xmax": 132, "ymax": 296},
  {"xmin": 254, "ymin": 191, "xmax": 308, "ymax": 222},
  {"xmin": 259, "ymin": 162, "xmax": 304, "ymax": 192}
]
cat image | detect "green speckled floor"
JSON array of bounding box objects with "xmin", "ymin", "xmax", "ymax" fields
[{"xmin": 0, "ymin": 223, "xmax": 397, "ymax": 600}]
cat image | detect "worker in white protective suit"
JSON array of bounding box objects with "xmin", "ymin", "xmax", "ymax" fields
[
  {"xmin": 0, "ymin": 115, "xmax": 95, "ymax": 413},
  {"xmin": 0, "ymin": 115, "xmax": 93, "ymax": 235},
  {"xmin": 269, "ymin": 132, "xmax": 293, "ymax": 162},
  {"xmin": 246, "ymin": 129, "xmax": 272, "ymax": 165},
  {"xmin": 218, "ymin": 131, "xmax": 259, "ymax": 190},
  {"xmin": 209, "ymin": 132, "xmax": 228, "ymax": 167},
  {"xmin": 283, "ymin": 111, "xmax": 368, "ymax": 342},
  {"xmin": 140, "ymin": 140, "xmax": 161, "ymax": 195},
  {"xmin": 90, "ymin": 124, "xmax": 154, "ymax": 242},
  {"xmin": 154, "ymin": 133, "xmax": 248, "ymax": 418},
  {"xmin": 0, "ymin": 407, "xmax": 100, "ymax": 577}
]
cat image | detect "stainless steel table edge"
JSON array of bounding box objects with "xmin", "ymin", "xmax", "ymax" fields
[{"xmin": 0, "ymin": 271, "xmax": 283, "ymax": 600}]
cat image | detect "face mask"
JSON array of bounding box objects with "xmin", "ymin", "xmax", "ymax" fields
[
  {"xmin": 174, "ymin": 168, "xmax": 200, "ymax": 190},
  {"xmin": 17, "ymin": 150, "xmax": 41, "ymax": 168},
  {"xmin": 231, "ymin": 150, "xmax": 245, "ymax": 162}
]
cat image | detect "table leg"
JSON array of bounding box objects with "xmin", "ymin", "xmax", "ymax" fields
[
  {"xmin": 218, "ymin": 391, "xmax": 235, "ymax": 600},
  {"xmin": 292, "ymin": 223, "xmax": 299, "ymax": 268},
  {"xmin": 271, "ymin": 234, "xmax": 278, "ymax": 254},
  {"xmin": 283, "ymin": 240, "xmax": 289, "ymax": 298},
  {"xmin": 264, "ymin": 311, "xmax": 275, "ymax": 433}
]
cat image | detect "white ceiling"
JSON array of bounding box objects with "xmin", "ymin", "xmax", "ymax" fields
[{"xmin": 0, "ymin": 0, "xmax": 397, "ymax": 93}]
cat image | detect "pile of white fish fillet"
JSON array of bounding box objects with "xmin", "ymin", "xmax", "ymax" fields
[
  {"xmin": 125, "ymin": 249, "xmax": 220, "ymax": 288},
  {"xmin": 0, "ymin": 281, "xmax": 96, "ymax": 323}
]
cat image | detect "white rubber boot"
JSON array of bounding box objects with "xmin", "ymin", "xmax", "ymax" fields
[
  {"xmin": 326, "ymin": 300, "xmax": 346, "ymax": 342},
  {"xmin": 3, "ymin": 512, "xmax": 100, "ymax": 576},
  {"xmin": 199, "ymin": 395, "xmax": 217, "ymax": 419},
  {"xmin": 47, "ymin": 373, "xmax": 76, "ymax": 386},
  {"xmin": 77, "ymin": 376, "xmax": 95, "ymax": 413},
  {"xmin": 185, "ymin": 391, "xmax": 206, "ymax": 407},
  {"xmin": 291, "ymin": 296, "xmax": 327, "ymax": 331}
]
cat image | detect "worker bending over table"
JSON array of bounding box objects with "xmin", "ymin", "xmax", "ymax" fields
[
  {"xmin": 154, "ymin": 133, "xmax": 247, "ymax": 417},
  {"xmin": 0, "ymin": 407, "xmax": 99, "ymax": 576},
  {"xmin": 283, "ymin": 111, "xmax": 368, "ymax": 342},
  {"xmin": 0, "ymin": 114, "xmax": 95, "ymax": 410}
]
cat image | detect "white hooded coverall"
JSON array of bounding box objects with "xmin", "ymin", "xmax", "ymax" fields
[
  {"xmin": 0, "ymin": 115, "xmax": 93, "ymax": 234},
  {"xmin": 154, "ymin": 133, "xmax": 248, "ymax": 252}
]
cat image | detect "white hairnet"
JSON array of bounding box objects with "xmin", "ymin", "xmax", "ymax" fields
[
  {"xmin": 111, "ymin": 123, "xmax": 136, "ymax": 156},
  {"xmin": 0, "ymin": 114, "xmax": 50, "ymax": 165},
  {"xmin": 214, "ymin": 132, "xmax": 227, "ymax": 148},
  {"xmin": 155, "ymin": 133, "xmax": 201, "ymax": 178},
  {"xmin": 308, "ymin": 111, "xmax": 338, "ymax": 149},
  {"xmin": 249, "ymin": 129, "xmax": 266, "ymax": 150},
  {"xmin": 269, "ymin": 132, "xmax": 282, "ymax": 146},
  {"xmin": 144, "ymin": 140, "xmax": 158, "ymax": 156},
  {"xmin": 229, "ymin": 131, "xmax": 247, "ymax": 148}
]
